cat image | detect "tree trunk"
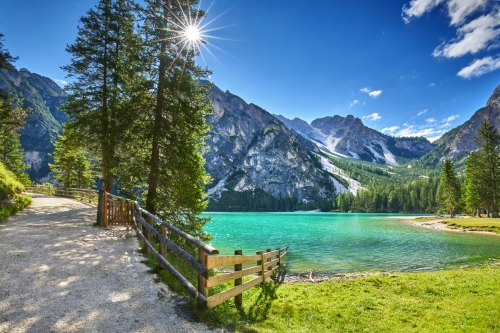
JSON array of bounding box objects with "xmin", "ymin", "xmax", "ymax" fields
[{"xmin": 145, "ymin": 7, "xmax": 168, "ymax": 214}]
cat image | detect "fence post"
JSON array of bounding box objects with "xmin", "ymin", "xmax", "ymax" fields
[
  {"xmin": 266, "ymin": 248, "xmax": 272, "ymax": 273},
  {"xmin": 198, "ymin": 249, "xmax": 208, "ymax": 306},
  {"xmin": 97, "ymin": 190, "xmax": 104, "ymax": 226},
  {"xmin": 159, "ymin": 224, "xmax": 167, "ymax": 265},
  {"xmin": 234, "ymin": 249, "xmax": 242, "ymax": 308},
  {"xmin": 276, "ymin": 247, "xmax": 281, "ymax": 268},
  {"xmin": 103, "ymin": 191, "xmax": 108, "ymax": 228},
  {"xmin": 144, "ymin": 215, "xmax": 154, "ymax": 256},
  {"xmin": 256, "ymin": 251, "xmax": 263, "ymax": 277}
]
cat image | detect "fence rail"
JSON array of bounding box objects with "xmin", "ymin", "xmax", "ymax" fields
[
  {"xmin": 24, "ymin": 187, "xmax": 289, "ymax": 308},
  {"xmin": 25, "ymin": 185, "xmax": 98, "ymax": 205}
]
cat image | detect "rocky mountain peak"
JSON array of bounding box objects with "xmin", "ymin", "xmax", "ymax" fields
[
  {"xmin": 203, "ymin": 85, "xmax": 336, "ymax": 210},
  {"xmin": 487, "ymin": 85, "xmax": 500, "ymax": 109},
  {"xmin": 278, "ymin": 113, "xmax": 434, "ymax": 165}
]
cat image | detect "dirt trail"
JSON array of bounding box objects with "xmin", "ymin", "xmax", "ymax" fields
[{"xmin": 0, "ymin": 195, "xmax": 218, "ymax": 333}]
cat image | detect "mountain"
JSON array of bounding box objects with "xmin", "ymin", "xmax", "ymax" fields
[
  {"xmin": 275, "ymin": 114, "xmax": 435, "ymax": 165},
  {"xmin": 418, "ymin": 84, "xmax": 500, "ymax": 165},
  {"xmin": 203, "ymin": 85, "xmax": 337, "ymax": 210},
  {"xmin": 0, "ymin": 67, "xmax": 68, "ymax": 182}
]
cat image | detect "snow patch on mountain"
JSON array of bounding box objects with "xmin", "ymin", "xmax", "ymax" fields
[{"xmin": 320, "ymin": 156, "xmax": 362, "ymax": 194}]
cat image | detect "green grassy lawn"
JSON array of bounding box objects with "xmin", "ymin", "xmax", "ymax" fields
[
  {"xmin": 412, "ymin": 216, "xmax": 500, "ymax": 234},
  {"xmin": 190, "ymin": 262, "xmax": 500, "ymax": 332},
  {"xmin": 140, "ymin": 231, "xmax": 500, "ymax": 332},
  {"xmin": 446, "ymin": 218, "xmax": 500, "ymax": 233}
]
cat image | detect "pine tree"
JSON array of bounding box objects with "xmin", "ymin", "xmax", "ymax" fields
[
  {"xmin": 471, "ymin": 119, "xmax": 500, "ymax": 217},
  {"xmin": 0, "ymin": 132, "xmax": 29, "ymax": 184},
  {"xmin": 61, "ymin": 0, "xmax": 146, "ymax": 192},
  {"xmin": 49, "ymin": 128, "xmax": 94, "ymax": 189},
  {"xmin": 132, "ymin": 0, "xmax": 213, "ymax": 247},
  {"xmin": 462, "ymin": 151, "xmax": 483, "ymax": 216},
  {"xmin": 0, "ymin": 32, "xmax": 17, "ymax": 71},
  {"xmin": 438, "ymin": 158, "xmax": 461, "ymax": 217}
]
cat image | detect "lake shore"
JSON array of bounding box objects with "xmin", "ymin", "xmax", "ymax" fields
[
  {"xmin": 396, "ymin": 215, "xmax": 500, "ymax": 236},
  {"xmin": 279, "ymin": 270, "xmax": 387, "ymax": 284}
]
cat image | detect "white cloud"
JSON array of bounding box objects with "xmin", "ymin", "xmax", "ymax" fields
[
  {"xmin": 417, "ymin": 109, "xmax": 428, "ymax": 116},
  {"xmin": 395, "ymin": 124, "xmax": 447, "ymax": 140},
  {"xmin": 362, "ymin": 113, "xmax": 382, "ymax": 121},
  {"xmin": 457, "ymin": 56, "xmax": 500, "ymax": 78},
  {"xmin": 403, "ymin": 0, "xmax": 500, "ymax": 78},
  {"xmin": 360, "ymin": 87, "xmax": 383, "ymax": 98},
  {"xmin": 386, "ymin": 113, "xmax": 460, "ymax": 141},
  {"xmin": 427, "ymin": 135, "xmax": 443, "ymax": 142},
  {"xmin": 381, "ymin": 126, "xmax": 400, "ymax": 134},
  {"xmin": 447, "ymin": 0, "xmax": 488, "ymax": 26},
  {"xmin": 429, "ymin": 82, "xmax": 435, "ymax": 87},
  {"xmin": 433, "ymin": 10, "xmax": 500, "ymax": 58},
  {"xmin": 402, "ymin": 0, "xmax": 487, "ymax": 25},
  {"xmin": 53, "ymin": 79, "xmax": 68, "ymax": 86},
  {"xmin": 368, "ymin": 90, "xmax": 383, "ymax": 98},
  {"xmin": 445, "ymin": 114, "xmax": 459, "ymax": 122},
  {"xmin": 402, "ymin": 0, "xmax": 445, "ymax": 23},
  {"xmin": 350, "ymin": 99, "xmax": 359, "ymax": 107}
]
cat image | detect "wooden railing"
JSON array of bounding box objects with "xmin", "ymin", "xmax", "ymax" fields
[
  {"xmin": 25, "ymin": 185, "xmax": 98, "ymax": 205},
  {"xmin": 132, "ymin": 200, "xmax": 289, "ymax": 307},
  {"xmin": 24, "ymin": 187, "xmax": 289, "ymax": 307}
]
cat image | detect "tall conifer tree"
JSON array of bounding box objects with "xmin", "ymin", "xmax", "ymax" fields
[
  {"xmin": 438, "ymin": 158, "xmax": 461, "ymax": 217},
  {"xmin": 470, "ymin": 119, "xmax": 500, "ymax": 217},
  {"xmin": 131, "ymin": 0, "xmax": 213, "ymax": 246},
  {"xmin": 49, "ymin": 127, "xmax": 94, "ymax": 189},
  {"xmin": 61, "ymin": 0, "xmax": 146, "ymax": 192},
  {"xmin": 462, "ymin": 151, "xmax": 483, "ymax": 216}
]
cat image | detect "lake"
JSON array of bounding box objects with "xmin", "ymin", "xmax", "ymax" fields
[{"xmin": 202, "ymin": 212, "xmax": 500, "ymax": 274}]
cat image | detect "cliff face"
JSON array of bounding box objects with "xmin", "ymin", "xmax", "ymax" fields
[
  {"xmin": 0, "ymin": 68, "xmax": 67, "ymax": 182},
  {"xmin": 425, "ymin": 84, "xmax": 500, "ymax": 163},
  {"xmin": 204, "ymin": 86, "xmax": 335, "ymax": 207},
  {"xmin": 276, "ymin": 114, "xmax": 435, "ymax": 165}
]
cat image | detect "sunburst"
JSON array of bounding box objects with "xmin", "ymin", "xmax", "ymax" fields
[{"xmin": 152, "ymin": 0, "xmax": 236, "ymax": 67}]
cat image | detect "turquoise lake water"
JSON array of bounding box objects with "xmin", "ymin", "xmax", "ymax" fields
[{"xmin": 202, "ymin": 212, "xmax": 500, "ymax": 274}]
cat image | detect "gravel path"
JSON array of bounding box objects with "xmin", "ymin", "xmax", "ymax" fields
[{"xmin": 0, "ymin": 195, "xmax": 219, "ymax": 333}]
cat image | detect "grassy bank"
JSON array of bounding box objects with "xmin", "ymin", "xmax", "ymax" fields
[
  {"xmin": 413, "ymin": 216, "xmax": 500, "ymax": 234},
  {"xmin": 191, "ymin": 262, "xmax": 500, "ymax": 332},
  {"xmin": 0, "ymin": 162, "xmax": 31, "ymax": 221},
  {"xmin": 139, "ymin": 236, "xmax": 500, "ymax": 332}
]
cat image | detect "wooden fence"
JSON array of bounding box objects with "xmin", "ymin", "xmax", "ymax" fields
[
  {"xmin": 132, "ymin": 201, "xmax": 289, "ymax": 307},
  {"xmin": 25, "ymin": 185, "xmax": 98, "ymax": 205},
  {"xmin": 96, "ymin": 191, "xmax": 134, "ymax": 228},
  {"xmin": 24, "ymin": 186, "xmax": 289, "ymax": 308}
]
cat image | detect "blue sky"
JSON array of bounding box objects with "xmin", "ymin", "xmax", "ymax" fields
[{"xmin": 1, "ymin": 0, "xmax": 499, "ymax": 141}]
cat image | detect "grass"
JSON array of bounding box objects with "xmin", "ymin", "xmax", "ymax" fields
[
  {"xmin": 412, "ymin": 216, "xmax": 500, "ymax": 234},
  {"xmin": 0, "ymin": 194, "xmax": 32, "ymax": 221},
  {"xmin": 138, "ymin": 237, "xmax": 500, "ymax": 332},
  {"xmin": 0, "ymin": 162, "xmax": 32, "ymax": 222}
]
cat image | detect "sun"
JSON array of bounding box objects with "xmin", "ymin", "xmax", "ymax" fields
[{"xmin": 184, "ymin": 25, "xmax": 201, "ymax": 43}]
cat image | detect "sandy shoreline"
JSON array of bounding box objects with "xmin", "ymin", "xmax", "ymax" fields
[{"xmin": 393, "ymin": 215, "xmax": 500, "ymax": 236}]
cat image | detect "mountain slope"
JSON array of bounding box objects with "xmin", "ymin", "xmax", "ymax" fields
[
  {"xmin": 203, "ymin": 85, "xmax": 337, "ymax": 210},
  {"xmin": 0, "ymin": 67, "xmax": 67, "ymax": 182},
  {"xmin": 418, "ymin": 84, "xmax": 500, "ymax": 165}
]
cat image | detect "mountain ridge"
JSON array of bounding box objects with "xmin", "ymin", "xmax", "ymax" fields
[
  {"xmin": 0, "ymin": 67, "xmax": 68, "ymax": 182},
  {"xmin": 274, "ymin": 113, "xmax": 435, "ymax": 165}
]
